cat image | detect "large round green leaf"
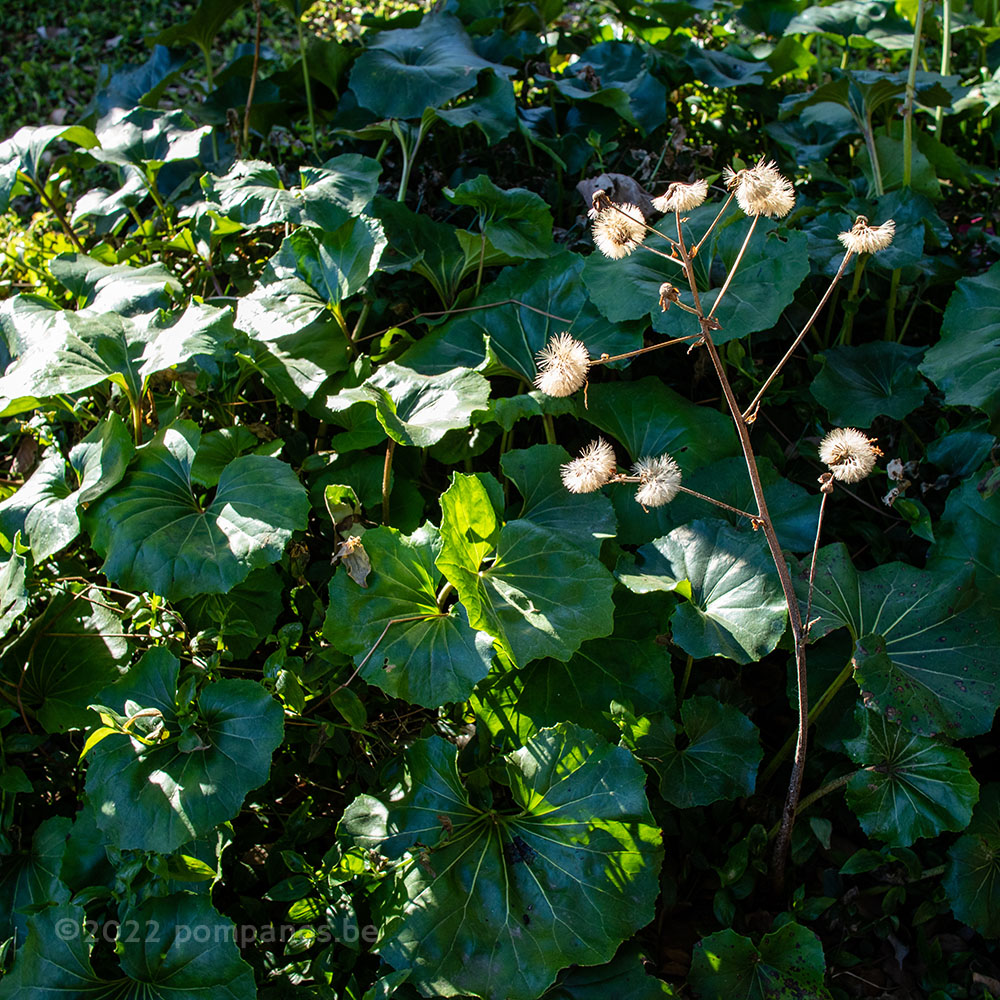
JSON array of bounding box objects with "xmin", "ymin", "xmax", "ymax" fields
[
  {"xmin": 340, "ymin": 724, "xmax": 663, "ymax": 1000},
  {"xmin": 325, "ymin": 362, "xmax": 491, "ymax": 448},
  {"xmin": 617, "ymin": 519, "xmax": 787, "ymax": 664},
  {"xmin": 0, "ymin": 816, "xmax": 71, "ymax": 944},
  {"xmin": 3, "ymin": 588, "xmax": 130, "ymax": 733},
  {"xmin": 85, "ymin": 421, "xmax": 308, "ymax": 601},
  {"xmin": 797, "ymin": 544, "xmax": 1000, "ymax": 737},
  {"xmin": 401, "ymin": 251, "xmax": 642, "ymax": 376},
  {"xmin": 811, "ymin": 342, "xmax": 927, "ymax": 428},
  {"xmin": 0, "ymin": 895, "xmax": 256, "ymax": 999},
  {"xmin": 616, "ymin": 697, "xmax": 762, "ymax": 808},
  {"xmin": 85, "ymin": 647, "xmax": 284, "ymax": 853},
  {"xmin": 324, "ymin": 524, "xmax": 493, "ymax": 707},
  {"xmin": 437, "ymin": 475, "xmax": 616, "ymax": 666},
  {"xmin": 0, "ymin": 452, "xmax": 81, "ymax": 562},
  {"xmin": 844, "ymin": 707, "xmax": 978, "ymax": 846},
  {"xmin": 943, "ymin": 784, "xmax": 1000, "ymax": 938},
  {"xmin": 348, "ymin": 13, "xmax": 512, "ymax": 120},
  {"xmin": 920, "ymin": 260, "xmax": 1000, "ymax": 419},
  {"xmin": 927, "ymin": 475, "xmax": 1000, "ymax": 603},
  {"xmin": 0, "ymin": 541, "xmax": 27, "ymax": 642},
  {"xmin": 689, "ymin": 924, "xmax": 831, "ymax": 1000},
  {"xmin": 444, "ymin": 174, "xmax": 554, "ymax": 259},
  {"xmin": 200, "ymin": 153, "xmax": 380, "ymax": 231}
]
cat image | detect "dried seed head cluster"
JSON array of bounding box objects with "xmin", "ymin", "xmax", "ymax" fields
[
  {"xmin": 818, "ymin": 427, "xmax": 882, "ymax": 484},
  {"xmin": 652, "ymin": 179, "xmax": 708, "ymax": 215},
  {"xmin": 838, "ymin": 216, "xmax": 896, "ymax": 255},
  {"xmin": 724, "ymin": 159, "xmax": 795, "ymax": 219},
  {"xmin": 560, "ymin": 438, "xmax": 618, "ymax": 493},
  {"xmin": 633, "ymin": 453, "xmax": 682, "ymax": 507},
  {"xmin": 534, "ymin": 333, "xmax": 590, "ymax": 397},
  {"xmin": 591, "ymin": 203, "xmax": 646, "ymax": 259}
]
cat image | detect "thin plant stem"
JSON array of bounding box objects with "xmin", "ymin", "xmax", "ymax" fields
[
  {"xmin": 767, "ymin": 772, "xmax": 853, "ymax": 840},
  {"xmin": 541, "ymin": 413, "xmax": 557, "ymax": 445},
  {"xmin": 839, "ymin": 256, "xmax": 867, "ymax": 346},
  {"xmin": 475, "ymin": 231, "xmax": 487, "ymax": 298},
  {"xmin": 23, "ymin": 174, "xmax": 84, "ymax": 251},
  {"xmin": 673, "ymin": 215, "xmax": 809, "ymax": 893},
  {"xmin": 743, "ymin": 251, "xmax": 853, "ymax": 421},
  {"xmin": 381, "ymin": 439, "xmax": 396, "ymax": 525},
  {"xmin": 804, "ymin": 489, "xmax": 830, "ymax": 640},
  {"xmin": 296, "ymin": 13, "xmax": 318, "ymax": 155},
  {"xmin": 679, "ymin": 654, "xmax": 694, "ymax": 700},
  {"xmin": 884, "ymin": 267, "xmax": 901, "ymax": 340},
  {"xmin": 243, "ymin": 0, "xmax": 263, "ymax": 153},
  {"xmin": 589, "ymin": 334, "xmax": 702, "ymax": 367},
  {"xmin": 329, "ymin": 612, "xmax": 446, "ymax": 698},
  {"xmin": 677, "ymin": 485, "xmax": 761, "ymax": 523},
  {"xmin": 935, "ymin": 0, "xmax": 952, "ymax": 136},
  {"xmin": 903, "ymin": 0, "xmax": 928, "ymax": 188},
  {"xmin": 708, "ymin": 213, "xmax": 758, "ymax": 319}
]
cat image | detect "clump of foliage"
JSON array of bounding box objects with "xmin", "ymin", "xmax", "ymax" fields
[{"xmin": 2, "ymin": 0, "xmax": 1000, "ymax": 998}]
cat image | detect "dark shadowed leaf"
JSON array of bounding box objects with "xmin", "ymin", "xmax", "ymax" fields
[
  {"xmin": 348, "ymin": 13, "xmax": 512, "ymax": 120},
  {"xmin": 920, "ymin": 260, "xmax": 1000, "ymax": 419},
  {"xmin": 4, "ymin": 587, "xmax": 130, "ymax": 733},
  {"xmin": 501, "ymin": 443, "xmax": 616, "ymax": 557},
  {"xmin": 797, "ymin": 544, "xmax": 1000, "ymax": 737},
  {"xmin": 844, "ymin": 707, "xmax": 978, "ymax": 845},
  {"xmin": 0, "ymin": 895, "xmax": 255, "ymax": 999},
  {"xmin": 616, "ymin": 697, "xmax": 762, "ymax": 808},
  {"xmin": 943, "ymin": 784, "xmax": 1000, "ymax": 938},
  {"xmin": 690, "ymin": 924, "xmax": 832, "ymax": 1000},
  {"xmin": 811, "ymin": 342, "xmax": 927, "ymax": 428},
  {"xmin": 85, "ymin": 647, "xmax": 283, "ymax": 853}
]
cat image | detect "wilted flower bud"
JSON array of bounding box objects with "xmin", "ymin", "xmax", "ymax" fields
[
  {"xmin": 633, "ymin": 453, "xmax": 682, "ymax": 507},
  {"xmin": 591, "ymin": 203, "xmax": 646, "ymax": 259},
  {"xmin": 658, "ymin": 282, "xmax": 681, "ymax": 311},
  {"xmin": 838, "ymin": 216, "xmax": 896, "ymax": 255},
  {"xmin": 818, "ymin": 428, "xmax": 882, "ymax": 484},
  {"xmin": 561, "ymin": 438, "xmax": 618, "ymax": 493},
  {"xmin": 534, "ymin": 333, "xmax": 590, "ymax": 397}
]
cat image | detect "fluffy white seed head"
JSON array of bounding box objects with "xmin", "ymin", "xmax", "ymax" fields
[
  {"xmin": 533, "ymin": 333, "xmax": 590, "ymax": 397},
  {"xmin": 652, "ymin": 179, "xmax": 708, "ymax": 215},
  {"xmin": 633, "ymin": 453, "xmax": 682, "ymax": 507},
  {"xmin": 838, "ymin": 216, "xmax": 896, "ymax": 255},
  {"xmin": 725, "ymin": 159, "xmax": 795, "ymax": 219},
  {"xmin": 591, "ymin": 203, "xmax": 646, "ymax": 259},
  {"xmin": 561, "ymin": 438, "xmax": 618, "ymax": 494},
  {"xmin": 818, "ymin": 427, "xmax": 881, "ymax": 484}
]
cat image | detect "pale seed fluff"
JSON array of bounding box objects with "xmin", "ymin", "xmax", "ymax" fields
[
  {"xmin": 591, "ymin": 203, "xmax": 646, "ymax": 259},
  {"xmin": 633, "ymin": 453, "xmax": 682, "ymax": 507},
  {"xmin": 652, "ymin": 179, "xmax": 708, "ymax": 215},
  {"xmin": 838, "ymin": 216, "xmax": 896, "ymax": 255},
  {"xmin": 561, "ymin": 438, "xmax": 618, "ymax": 494},
  {"xmin": 728, "ymin": 158, "xmax": 795, "ymax": 219},
  {"xmin": 533, "ymin": 333, "xmax": 590, "ymax": 397},
  {"xmin": 818, "ymin": 427, "xmax": 881, "ymax": 484}
]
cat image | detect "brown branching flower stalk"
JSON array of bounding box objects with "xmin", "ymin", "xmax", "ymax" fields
[{"xmin": 574, "ymin": 164, "xmax": 892, "ymax": 892}]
